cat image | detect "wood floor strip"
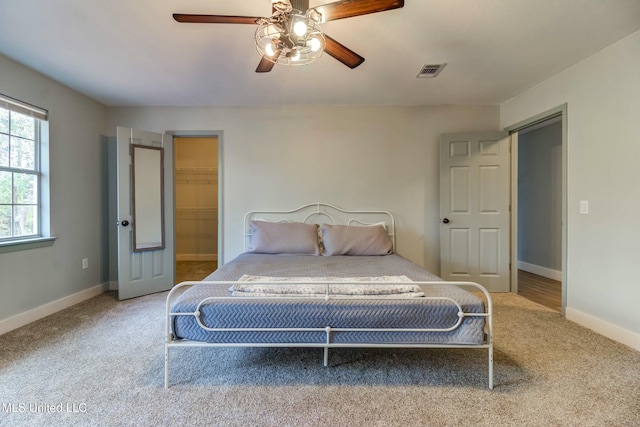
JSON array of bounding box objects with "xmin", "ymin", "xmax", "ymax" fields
[{"xmin": 518, "ymin": 270, "xmax": 562, "ymax": 312}]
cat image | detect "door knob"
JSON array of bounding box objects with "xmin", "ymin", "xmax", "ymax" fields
[
  {"xmin": 120, "ymin": 220, "xmax": 130, "ymax": 227},
  {"xmin": 442, "ymin": 218, "xmax": 450, "ymax": 224}
]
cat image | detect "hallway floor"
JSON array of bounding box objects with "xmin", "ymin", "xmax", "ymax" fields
[
  {"xmin": 518, "ymin": 269, "xmax": 562, "ymax": 312},
  {"xmin": 176, "ymin": 260, "xmax": 217, "ymax": 284}
]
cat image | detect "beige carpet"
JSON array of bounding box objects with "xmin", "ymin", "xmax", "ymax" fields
[{"xmin": 0, "ymin": 291, "xmax": 639, "ymax": 426}]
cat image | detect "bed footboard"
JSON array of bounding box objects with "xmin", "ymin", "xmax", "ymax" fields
[{"xmin": 164, "ymin": 280, "xmax": 493, "ymax": 389}]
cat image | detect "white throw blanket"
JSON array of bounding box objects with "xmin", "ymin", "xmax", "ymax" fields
[{"xmin": 229, "ymin": 275, "xmax": 425, "ymax": 298}]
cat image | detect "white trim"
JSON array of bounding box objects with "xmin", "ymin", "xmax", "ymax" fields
[
  {"xmin": 176, "ymin": 254, "xmax": 218, "ymax": 262},
  {"xmin": 109, "ymin": 281, "xmax": 118, "ymax": 291},
  {"xmin": 0, "ymin": 283, "xmax": 108, "ymax": 336},
  {"xmin": 517, "ymin": 261, "xmax": 562, "ymax": 281},
  {"xmin": 510, "ymin": 133, "xmax": 519, "ymax": 294},
  {"xmin": 566, "ymin": 307, "xmax": 640, "ymax": 352}
]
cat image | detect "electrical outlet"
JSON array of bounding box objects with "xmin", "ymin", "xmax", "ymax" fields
[{"xmin": 82, "ymin": 258, "xmax": 88, "ymax": 270}]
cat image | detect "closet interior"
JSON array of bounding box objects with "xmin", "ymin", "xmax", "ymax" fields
[{"xmin": 174, "ymin": 136, "xmax": 218, "ymax": 282}]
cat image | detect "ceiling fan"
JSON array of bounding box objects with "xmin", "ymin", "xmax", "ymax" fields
[{"xmin": 173, "ymin": 0, "xmax": 405, "ymax": 73}]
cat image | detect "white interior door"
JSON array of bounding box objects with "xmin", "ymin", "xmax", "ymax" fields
[
  {"xmin": 117, "ymin": 126, "xmax": 174, "ymax": 300},
  {"xmin": 439, "ymin": 132, "xmax": 511, "ymax": 292}
]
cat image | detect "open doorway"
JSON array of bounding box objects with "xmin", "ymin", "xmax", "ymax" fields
[
  {"xmin": 174, "ymin": 136, "xmax": 219, "ymax": 283},
  {"xmin": 516, "ymin": 117, "xmax": 563, "ymax": 312}
]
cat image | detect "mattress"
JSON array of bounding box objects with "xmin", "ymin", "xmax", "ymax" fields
[{"xmin": 171, "ymin": 253, "xmax": 486, "ymax": 345}]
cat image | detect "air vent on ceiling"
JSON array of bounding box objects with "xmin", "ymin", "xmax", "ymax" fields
[{"xmin": 416, "ymin": 63, "xmax": 446, "ymax": 78}]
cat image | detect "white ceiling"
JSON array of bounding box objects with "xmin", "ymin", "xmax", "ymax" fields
[{"xmin": 1, "ymin": 0, "xmax": 639, "ymax": 107}]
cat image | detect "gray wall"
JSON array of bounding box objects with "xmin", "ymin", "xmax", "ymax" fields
[
  {"xmin": 0, "ymin": 54, "xmax": 109, "ymax": 321},
  {"xmin": 501, "ymin": 29, "xmax": 640, "ymax": 344},
  {"xmin": 518, "ymin": 121, "xmax": 562, "ymax": 272},
  {"xmin": 107, "ymin": 105, "xmax": 500, "ymax": 273}
]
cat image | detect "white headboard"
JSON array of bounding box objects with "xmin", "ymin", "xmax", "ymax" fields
[{"xmin": 243, "ymin": 202, "xmax": 396, "ymax": 252}]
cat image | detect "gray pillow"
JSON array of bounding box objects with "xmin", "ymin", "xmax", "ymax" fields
[
  {"xmin": 320, "ymin": 224, "xmax": 393, "ymax": 256},
  {"xmin": 249, "ymin": 221, "xmax": 320, "ymax": 255}
]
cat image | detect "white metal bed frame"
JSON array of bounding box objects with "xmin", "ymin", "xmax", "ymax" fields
[{"xmin": 165, "ymin": 203, "xmax": 494, "ymax": 389}]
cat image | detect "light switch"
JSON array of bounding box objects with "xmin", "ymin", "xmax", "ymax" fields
[{"xmin": 579, "ymin": 200, "xmax": 589, "ymax": 214}]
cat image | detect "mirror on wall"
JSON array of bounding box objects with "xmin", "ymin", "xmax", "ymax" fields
[{"xmin": 131, "ymin": 144, "xmax": 165, "ymax": 251}]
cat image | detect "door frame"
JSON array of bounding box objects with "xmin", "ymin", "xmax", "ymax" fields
[
  {"xmin": 505, "ymin": 104, "xmax": 568, "ymax": 315},
  {"xmin": 166, "ymin": 130, "xmax": 224, "ymax": 265}
]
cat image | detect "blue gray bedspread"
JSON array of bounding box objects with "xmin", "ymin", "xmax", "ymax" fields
[{"xmin": 171, "ymin": 254, "xmax": 486, "ymax": 345}]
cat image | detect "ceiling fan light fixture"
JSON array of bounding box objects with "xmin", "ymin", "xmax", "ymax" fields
[
  {"xmin": 265, "ymin": 24, "xmax": 281, "ymax": 39},
  {"xmin": 255, "ymin": 4, "xmax": 325, "ymax": 66},
  {"xmin": 309, "ymin": 37, "xmax": 322, "ymax": 52},
  {"xmin": 307, "ymin": 8, "xmax": 323, "ymax": 24},
  {"xmin": 290, "ymin": 50, "xmax": 301, "ymax": 61},
  {"xmin": 265, "ymin": 43, "xmax": 276, "ymax": 57},
  {"xmin": 293, "ymin": 19, "xmax": 307, "ymax": 36}
]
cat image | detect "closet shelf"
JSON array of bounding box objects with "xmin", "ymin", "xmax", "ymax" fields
[
  {"xmin": 176, "ymin": 207, "xmax": 218, "ymax": 212},
  {"xmin": 176, "ymin": 167, "xmax": 218, "ymax": 173},
  {"xmin": 176, "ymin": 180, "xmax": 216, "ymax": 185}
]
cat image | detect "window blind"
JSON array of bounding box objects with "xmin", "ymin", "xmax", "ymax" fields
[{"xmin": 0, "ymin": 93, "xmax": 48, "ymax": 121}]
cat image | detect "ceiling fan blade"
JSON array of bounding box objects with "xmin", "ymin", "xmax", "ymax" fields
[
  {"xmin": 314, "ymin": 0, "xmax": 404, "ymax": 22},
  {"xmin": 323, "ymin": 35, "xmax": 365, "ymax": 69},
  {"xmin": 256, "ymin": 52, "xmax": 281, "ymax": 73},
  {"xmin": 173, "ymin": 14, "xmax": 260, "ymax": 25}
]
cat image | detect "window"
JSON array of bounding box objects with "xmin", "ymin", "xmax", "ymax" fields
[{"xmin": 0, "ymin": 94, "xmax": 49, "ymax": 243}]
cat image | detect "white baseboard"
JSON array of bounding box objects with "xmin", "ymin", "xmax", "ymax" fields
[
  {"xmin": 108, "ymin": 280, "xmax": 118, "ymax": 291},
  {"xmin": 176, "ymin": 254, "xmax": 218, "ymax": 262},
  {"xmin": 517, "ymin": 261, "xmax": 562, "ymax": 281},
  {"xmin": 0, "ymin": 283, "xmax": 108, "ymax": 336},
  {"xmin": 566, "ymin": 307, "xmax": 640, "ymax": 352}
]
